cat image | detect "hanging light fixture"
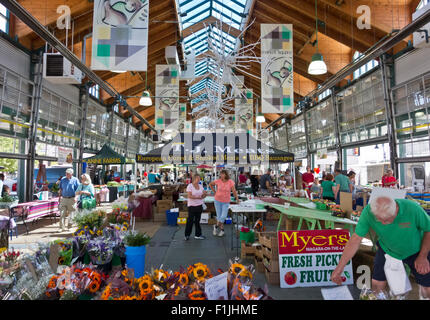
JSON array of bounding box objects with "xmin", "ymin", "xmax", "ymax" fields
[
  {"xmin": 308, "ymin": 0, "xmax": 327, "ymax": 75},
  {"xmin": 139, "ymin": 72, "xmax": 152, "ymax": 106}
]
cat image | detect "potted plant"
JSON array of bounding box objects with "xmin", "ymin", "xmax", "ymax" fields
[
  {"xmin": 123, "ymin": 231, "xmax": 151, "ymax": 278},
  {"xmin": 0, "ymin": 194, "xmax": 18, "ymax": 209}
]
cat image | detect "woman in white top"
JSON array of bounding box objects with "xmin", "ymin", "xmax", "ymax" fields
[{"xmin": 185, "ymin": 174, "xmax": 207, "ymax": 240}]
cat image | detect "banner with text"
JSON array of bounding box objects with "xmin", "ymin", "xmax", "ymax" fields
[
  {"xmin": 261, "ymin": 24, "xmax": 294, "ymax": 114},
  {"xmin": 91, "ymin": 0, "xmax": 149, "ymax": 71},
  {"xmin": 235, "ymin": 89, "xmax": 253, "ymax": 133},
  {"xmin": 278, "ymin": 229, "xmax": 353, "ymax": 288},
  {"xmin": 155, "ymin": 65, "xmax": 179, "ymax": 131}
]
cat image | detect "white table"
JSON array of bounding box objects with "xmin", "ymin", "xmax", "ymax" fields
[{"xmin": 228, "ymin": 201, "xmax": 267, "ymax": 256}]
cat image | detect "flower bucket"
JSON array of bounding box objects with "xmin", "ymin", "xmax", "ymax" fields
[{"xmin": 125, "ymin": 245, "xmax": 146, "ymax": 278}]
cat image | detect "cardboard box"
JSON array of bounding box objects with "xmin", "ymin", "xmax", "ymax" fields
[
  {"xmin": 340, "ymin": 192, "xmax": 353, "ymax": 218},
  {"xmin": 179, "ymin": 211, "xmax": 188, "ymax": 218},
  {"xmin": 163, "ymin": 195, "xmax": 173, "ymax": 201},
  {"xmin": 157, "ymin": 200, "xmax": 173, "ymax": 207},
  {"xmin": 177, "ymin": 217, "xmax": 187, "ymax": 224}
]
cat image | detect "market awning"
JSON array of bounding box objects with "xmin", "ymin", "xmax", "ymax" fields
[
  {"xmin": 136, "ymin": 133, "xmax": 294, "ymax": 165},
  {"xmin": 83, "ymin": 144, "xmax": 125, "ymax": 165}
]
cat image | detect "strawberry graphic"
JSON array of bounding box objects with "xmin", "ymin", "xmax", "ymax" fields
[
  {"xmin": 284, "ymin": 271, "xmax": 297, "ymax": 285},
  {"xmin": 341, "ymin": 276, "xmax": 346, "ymax": 282}
]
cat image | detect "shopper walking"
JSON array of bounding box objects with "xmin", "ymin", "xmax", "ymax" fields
[
  {"xmin": 209, "ymin": 170, "xmax": 239, "ymax": 237},
  {"xmin": 185, "ymin": 174, "xmax": 207, "ymax": 240},
  {"xmin": 331, "ymin": 196, "xmax": 430, "ymax": 300},
  {"xmin": 333, "ymin": 168, "xmax": 352, "ymax": 204},
  {"xmin": 58, "ymin": 168, "xmax": 80, "ymax": 232},
  {"xmin": 76, "ymin": 174, "xmax": 96, "ymax": 211},
  {"xmin": 320, "ymin": 174, "xmax": 336, "ymax": 201}
]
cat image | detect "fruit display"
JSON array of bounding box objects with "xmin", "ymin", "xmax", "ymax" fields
[{"xmin": 330, "ymin": 205, "xmax": 346, "ymax": 218}]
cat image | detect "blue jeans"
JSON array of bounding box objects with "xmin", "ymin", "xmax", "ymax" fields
[{"xmin": 214, "ymin": 200, "xmax": 230, "ymax": 224}]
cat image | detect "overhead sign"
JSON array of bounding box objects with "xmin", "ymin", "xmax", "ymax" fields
[
  {"xmin": 278, "ymin": 230, "xmax": 353, "ymax": 288},
  {"xmin": 155, "ymin": 65, "xmax": 179, "ymax": 130},
  {"xmin": 91, "ymin": 0, "xmax": 149, "ymax": 71},
  {"xmin": 261, "ymin": 24, "xmax": 294, "ymax": 114},
  {"xmin": 58, "ymin": 147, "xmax": 73, "ymax": 164}
]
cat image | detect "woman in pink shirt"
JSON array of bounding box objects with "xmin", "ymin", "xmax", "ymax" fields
[
  {"xmin": 209, "ymin": 170, "xmax": 239, "ymax": 237},
  {"xmin": 185, "ymin": 174, "xmax": 207, "ymax": 240}
]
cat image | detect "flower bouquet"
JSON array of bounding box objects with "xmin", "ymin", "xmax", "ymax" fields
[
  {"xmin": 107, "ymin": 208, "xmax": 131, "ymax": 225},
  {"xmin": 52, "ymin": 240, "xmax": 73, "ymax": 266},
  {"xmin": 73, "ymin": 209, "xmax": 106, "ymax": 230},
  {"xmin": 86, "ymin": 238, "xmax": 114, "ymax": 266}
]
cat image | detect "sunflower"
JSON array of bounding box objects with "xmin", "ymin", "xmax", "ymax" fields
[
  {"xmin": 88, "ymin": 280, "xmax": 100, "ymax": 293},
  {"xmin": 239, "ymin": 269, "xmax": 253, "ymax": 280},
  {"xmin": 138, "ymin": 276, "xmax": 153, "ymax": 296},
  {"xmin": 58, "ymin": 256, "xmax": 65, "ymax": 265},
  {"xmin": 178, "ymin": 273, "xmax": 189, "ymax": 286},
  {"xmin": 90, "ymin": 272, "xmax": 101, "ymax": 283},
  {"xmin": 121, "ymin": 269, "xmax": 128, "ymax": 277},
  {"xmin": 96, "ymin": 230, "xmax": 103, "ymax": 236},
  {"xmin": 101, "ymin": 285, "xmax": 111, "ymax": 300},
  {"xmin": 193, "ymin": 265, "xmax": 209, "ymax": 281},
  {"xmin": 174, "ymin": 286, "xmax": 181, "ymax": 296},
  {"xmin": 229, "ymin": 263, "xmax": 246, "ymax": 277},
  {"xmin": 187, "ymin": 265, "xmax": 194, "ymax": 276},
  {"xmin": 188, "ymin": 290, "xmax": 206, "ymax": 300}
]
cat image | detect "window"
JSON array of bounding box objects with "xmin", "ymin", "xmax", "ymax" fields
[
  {"xmin": 0, "ymin": 4, "xmax": 8, "ymax": 34},
  {"xmin": 318, "ymin": 87, "xmax": 331, "ymax": 101},
  {"xmin": 89, "ymin": 84, "xmax": 100, "ymax": 99},
  {"xmin": 417, "ymin": 0, "xmax": 429, "ymax": 10},
  {"xmin": 353, "ymin": 51, "xmax": 379, "ymax": 80}
]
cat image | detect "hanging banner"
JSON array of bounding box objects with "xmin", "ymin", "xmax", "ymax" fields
[
  {"xmin": 261, "ymin": 24, "xmax": 294, "ymax": 114},
  {"xmin": 278, "ymin": 230, "xmax": 353, "ymax": 288},
  {"xmin": 235, "ymin": 89, "xmax": 253, "ymax": 133},
  {"xmin": 155, "ymin": 65, "xmax": 179, "ymax": 130},
  {"xmin": 91, "ymin": 0, "xmax": 149, "ymax": 71},
  {"xmin": 223, "ymin": 114, "xmax": 235, "ymax": 133},
  {"xmin": 58, "ymin": 147, "xmax": 73, "ymax": 164},
  {"xmin": 178, "ymin": 103, "xmax": 187, "ymax": 132}
]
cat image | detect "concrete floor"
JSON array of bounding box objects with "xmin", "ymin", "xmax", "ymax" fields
[{"xmin": 6, "ymin": 206, "xmax": 421, "ymax": 300}]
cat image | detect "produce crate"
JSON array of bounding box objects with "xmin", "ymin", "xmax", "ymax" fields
[
  {"xmin": 262, "ymin": 255, "xmax": 279, "ymax": 273},
  {"xmin": 157, "ymin": 200, "xmax": 173, "ymax": 206},
  {"xmin": 258, "ymin": 232, "xmax": 278, "ymax": 250},
  {"xmin": 255, "ymin": 245, "xmax": 264, "ymax": 260},
  {"xmin": 264, "ymin": 267, "xmax": 280, "ymax": 285},
  {"xmin": 254, "ymin": 256, "xmax": 265, "ymax": 273},
  {"xmin": 179, "ymin": 211, "xmax": 188, "ymax": 218},
  {"xmin": 240, "ymin": 241, "xmax": 255, "ymax": 259}
]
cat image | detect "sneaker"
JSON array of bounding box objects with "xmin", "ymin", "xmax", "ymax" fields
[
  {"xmin": 194, "ymin": 235, "xmax": 206, "ymax": 240},
  {"xmin": 184, "ymin": 236, "xmax": 190, "ymax": 241},
  {"xmin": 213, "ymin": 225, "xmax": 218, "ymax": 236},
  {"xmin": 217, "ymin": 229, "xmax": 225, "ymax": 237}
]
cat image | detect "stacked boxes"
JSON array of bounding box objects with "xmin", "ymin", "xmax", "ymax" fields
[
  {"xmin": 154, "ymin": 200, "xmax": 173, "ymax": 222},
  {"xmin": 240, "ymin": 241, "xmax": 255, "ymax": 260},
  {"xmin": 258, "ymin": 232, "xmax": 280, "ymax": 285}
]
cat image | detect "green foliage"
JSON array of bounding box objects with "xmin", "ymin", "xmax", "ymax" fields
[
  {"xmin": 72, "ymin": 209, "xmax": 106, "ymax": 230},
  {"xmin": 0, "ymin": 137, "xmax": 18, "ymax": 173},
  {"xmin": 123, "ymin": 231, "xmax": 151, "ymax": 247},
  {"xmin": 0, "ymin": 194, "xmax": 15, "ymax": 203}
]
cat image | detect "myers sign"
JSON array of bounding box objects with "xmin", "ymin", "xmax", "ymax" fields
[{"xmin": 278, "ymin": 230, "xmax": 353, "ymax": 288}]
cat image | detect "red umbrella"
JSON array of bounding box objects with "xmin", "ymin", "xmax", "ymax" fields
[{"xmin": 197, "ymin": 164, "xmax": 212, "ymax": 169}]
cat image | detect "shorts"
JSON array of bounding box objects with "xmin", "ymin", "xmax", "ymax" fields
[
  {"xmin": 373, "ymin": 242, "xmax": 430, "ymax": 287},
  {"xmin": 59, "ymin": 197, "xmax": 76, "ymax": 216},
  {"xmin": 214, "ymin": 200, "xmax": 230, "ymax": 224}
]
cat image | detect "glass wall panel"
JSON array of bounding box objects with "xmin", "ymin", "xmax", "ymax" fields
[
  {"xmin": 287, "ymin": 114, "xmax": 307, "ymax": 159},
  {"xmin": 306, "ymin": 98, "xmax": 336, "ymax": 151}
]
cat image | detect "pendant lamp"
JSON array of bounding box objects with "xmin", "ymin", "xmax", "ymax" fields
[
  {"xmin": 139, "ymin": 72, "xmax": 152, "ymax": 106},
  {"xmin": 308, "ymin": 0, "xmax": 327, "ymax": 75}
]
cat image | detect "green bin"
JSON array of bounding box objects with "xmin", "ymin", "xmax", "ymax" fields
[
  {"xmin": 315, "ymin": 202, "xmax": 327, "ymax": 210},
  {"xmin": 240, "ymin": 230, "xmax": 255, "ymax": 244}
]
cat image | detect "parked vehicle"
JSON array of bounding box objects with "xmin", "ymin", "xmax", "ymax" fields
[{"xmin": 34, "ymin": 165, "xmax": 73, "ymax": 189}]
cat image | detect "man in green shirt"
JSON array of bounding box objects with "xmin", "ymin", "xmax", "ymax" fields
[
  {"xmin": 331, "ymin": 196, "xmax": 430, "ymax": 299},
  {"xmin": 333, "ymin": 168, "xmax": 352, "ymax": 204}
]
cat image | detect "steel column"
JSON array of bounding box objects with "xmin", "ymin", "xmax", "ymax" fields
[
  {"xmin": 25, "ymin": 54, "xmax": 43, "ymax": 202},
  {"xmin": 303, "ymin": 109, "xmax": 312, "ymax": 166},
  {"xmin": 380, "ymin": 54, "xmax": 399, "ymax": 177},
  {"xmin": 331, "ymin": 89, "xmax": 342, "ymax": 169},
  {"xmin": 77, "ymin": 86, "xmax": 89, "ymax": 177},
  {"xmin": 123, "ymin": 119, "xmax": 130, "ymax": 179}
]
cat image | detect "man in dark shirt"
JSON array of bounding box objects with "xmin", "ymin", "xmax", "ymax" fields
[{"xmin": 259, "ymin": 169, "xmax": 273, "ymax": 194}]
